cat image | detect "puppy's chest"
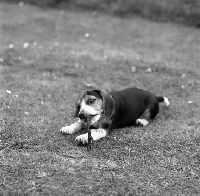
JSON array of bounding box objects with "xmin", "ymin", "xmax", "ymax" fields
[{"xmin": 91, "ymin": 118, "xmax": 111, "ymax": 129}]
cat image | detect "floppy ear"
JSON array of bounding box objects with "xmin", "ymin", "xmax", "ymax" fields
[
  {"xmin": 74, "ymin": 92, "xmax": 86, "ymax": 118},
  {"xmin": 100, "ymin": 90, "xmax": 115, "ymax": 121},
  {"xmin": 74, "ymin": 98, "xmax": 81, "ymax": 118}
]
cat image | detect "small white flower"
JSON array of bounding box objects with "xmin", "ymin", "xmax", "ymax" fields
[
  {"xmin": 9, "ymin": 44, "xmax": 14, "ymax": 48},
  {"xmin": 6, "ymin": 90, "xmax": 12, "ymax": 94},
  {"xmin": 23, "ymin": 43, "xmax": 29, "ymax": 48},
  {"xmin": 146, "ymin": 67, "xmax": 152, "ymax": 73},
  {"xmin": 14, "ymin": 95, "xmax": 19, "ymax": 98},
  {"xmin": 25, "ymin": 112, "xmax": 29, "ymax": 115},
  {"xmin": 188, "ymin": 100, "xmax": 193, "ymax": 104},
  {"xmin": 131, "ymin": 66, "xmax": 136, "ymax": 73},
  {"xmin": 85, "ymin": 33, "xmax": 90, "ymax": 38}
]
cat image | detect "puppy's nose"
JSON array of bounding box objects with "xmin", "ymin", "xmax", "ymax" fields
[{"xmin": 78, "ymin": 112, "xmax": 86, "ymax": 120}]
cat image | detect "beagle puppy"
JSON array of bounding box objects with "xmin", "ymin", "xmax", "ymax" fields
[{"xmin": 60, "ymin": 88, "xmax": 169, "ymax": 145}]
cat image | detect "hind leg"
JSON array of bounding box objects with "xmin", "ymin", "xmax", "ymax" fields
[
  {"xmin": 136, "ymin": 118, "xmax": 150, "ymax": 126},
  {"xmin": 136, "ymin": 103, "xmax": 159, "ymax": 127},
  {"xmin": 136, "ymin": 109, "xmax": 152, "ymax": 127}
]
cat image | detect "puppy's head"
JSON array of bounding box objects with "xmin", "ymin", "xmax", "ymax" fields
[{"xmin": 74, "ymin": 89, "xmax": 115, "ymax": 125}]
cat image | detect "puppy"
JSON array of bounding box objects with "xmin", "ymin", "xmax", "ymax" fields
[{"xmin": 60, "ymin": 88, "xmax": 169, "ymax": 145}]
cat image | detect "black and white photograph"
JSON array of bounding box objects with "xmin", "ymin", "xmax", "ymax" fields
[{"xmin": 0, "ymin": 0, "xmax": 200, "ymax": 195}]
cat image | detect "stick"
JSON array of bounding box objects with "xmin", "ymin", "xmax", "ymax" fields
[{"xmin": 86, "ymin": 116, "xmax": 93, "ymax": 150}]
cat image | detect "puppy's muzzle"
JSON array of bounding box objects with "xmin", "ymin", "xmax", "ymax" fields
[
  {"xmin": 78, "ymin": 112, "xmax": 87, "ymax": 120},
  {"xmin": 78, "ymin": 111, "xmax": 98, "ymax": 121}
]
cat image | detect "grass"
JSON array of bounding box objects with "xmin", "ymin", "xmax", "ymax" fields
[{"xmin": 0, "ymin": 2, "xmax": 200, "ymax": 195}]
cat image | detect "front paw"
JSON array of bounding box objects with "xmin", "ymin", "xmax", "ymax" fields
[
  {"xmin": 60, "ymin": 126, "xmax": 75, "ymax": 134},
  {"xmin": 136, "ymin": 119, "xmax": 149, "ymax": 127},
  {"xmin": 75, "ymin": 134, "xmax": 89, "ymax": 145}
]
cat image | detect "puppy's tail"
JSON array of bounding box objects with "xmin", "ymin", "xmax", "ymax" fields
[{"xmin": 156, "ymin": 96, "xmax": 170, "ymax": 106}]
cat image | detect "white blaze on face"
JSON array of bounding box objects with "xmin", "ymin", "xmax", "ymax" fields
[
  {"xmin": 79, "ymin": 100, "xmax": 97, "ymax": 116},
  {"xmin": 78, "ymin": 95, "xmax": 103, "ymax": 125}
]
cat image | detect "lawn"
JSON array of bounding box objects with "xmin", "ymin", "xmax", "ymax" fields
[{"xmin": 0, "ymin": 2, "xmax": 200, "ymax": 195}]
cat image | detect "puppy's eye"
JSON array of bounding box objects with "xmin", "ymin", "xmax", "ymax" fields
[{"xmin": 87, "ymin": 99, "xmax": 96, "ymax": 105}]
